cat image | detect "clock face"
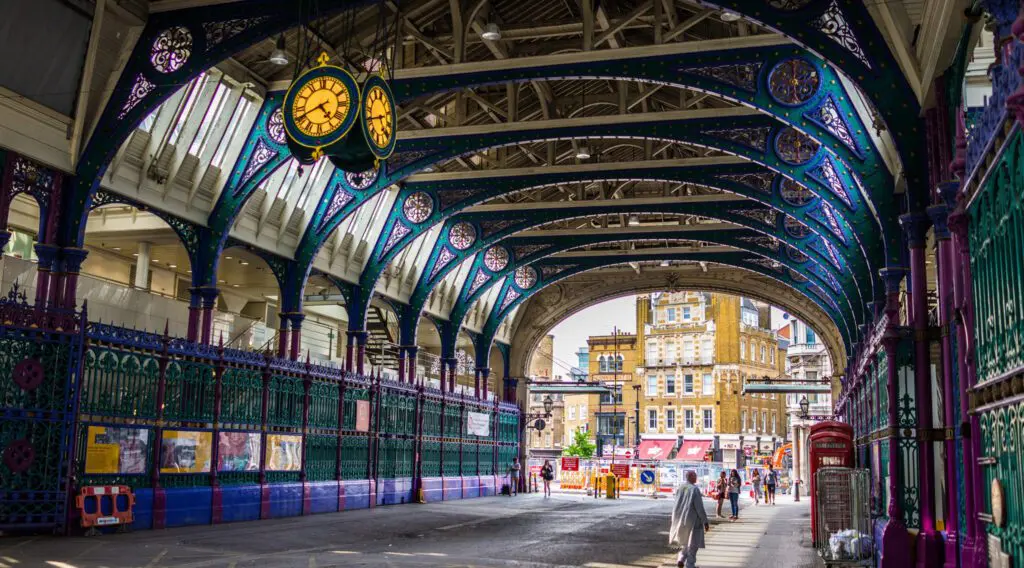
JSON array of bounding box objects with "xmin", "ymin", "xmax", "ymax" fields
[
  {"xmin": 293, "ymin": 76, "xmax": 351, "ymax": 137},
  {"xmin": 360, "ymin": 76, "xmax": 397, "ymax": 159},
  {"xmin": 364, "ymin": 85, "xmax": 393, "ymax": 149},
  {"xmin": 282, "ymin": 66, "xmax": 359, "ymax": 151}
]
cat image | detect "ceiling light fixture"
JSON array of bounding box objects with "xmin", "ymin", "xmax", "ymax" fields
[
  {"xmin": 660, "ymin": 260, "xmax": 670, "ymax": 267},
  {"xmin": 481, "ymin": 23, "xmax": 501, "ymax": 41},
  {"xmin": 242, "ymin": 261, "xmax": 250, "ymax": 266},
  {"xmin": 721, "ymin": 10, "xmax": 742, "ymax": 22},
  {"xmin": 575, "ymin": 144, "xmax": 591, "ymax": 160},
  {"xmin": 628, "ymin": 214, "xmax": 640, "ymax": 226},
  {"xmin": 113, "ymin": 247, "xmax": 121, "ymax": 251},
  {"xmin": 268, "ymin": 35, "xmax": 289, "ymax": 66},
  {"xmin": 169, "ymin": 264, "xmax": 177, "ymax": 268}
]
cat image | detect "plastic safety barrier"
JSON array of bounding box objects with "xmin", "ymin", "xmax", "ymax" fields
[{"xmin": 76, "ymin": 485, "xmax": 134, "ymax": 536}]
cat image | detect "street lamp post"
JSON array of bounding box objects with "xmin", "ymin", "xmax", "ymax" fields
[
  {"xmin": 794, "ymin": 395, "xmax": 810, "ymax": 502},
  {"xmin": 632, "ymin": 384, "xmax": 641, "ymax": 448}
]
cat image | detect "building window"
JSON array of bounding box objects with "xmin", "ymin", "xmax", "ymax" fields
[
  {"xmin": 702, "ymin": 373, "xmax": 714, "ymax": 395},
  {"xmin": 648, "ymin": 408, "xmax": 658, "ymax": 430},
  {"xmin": 703, "ymin": 408, "xmax": 713, "ymax": 431},
  {"xmin": 683, "ymin": 409, "xmax": 694, "ymax": 430},
  {"xmin": 581, "ymin": 404, "xmax": 587, "ymax": 420},
  {"xmin": 683, "ymin": 338, "xmax": 694, "ymax": 363},
  {"xmin": 770, "ymin": 348, "xmax": 775, "ymax": 365},
  {"xmin": 741, "ymin": 410, "xmax": 747, "ymax": 433},
  {"xmin": 762, "ymin": 410, "xmax": 768, "ymax": 432},
  {"xmin": 568, "ymin": 406, "xmax": 576, "ymax": 420},
  {"xmin": 598, "ymin": 355, "xmax": 607, "ymax": 372},
  {"xmin": 749, "ymin": 410, "xmax": 755, "ymax": 431},
  {"xmin": 665, "ymin": 340, "xmax": 676, "ymax": 363},
  {"xmin": 760, "ymin": 344, "xmax": 766, "ymax": 363},
  {"xmin": 740, "ymin": 339, "xmax": 746, "ymax": 360},
  {"xmin": 666, "ymin": 307, "xmax": 676, "ymax": 322},
  {"xmin": 683, "ymin": 374, "xmax": 694, "ymax": 394},
  {"xmin": 806, "ymin": 328, "xmax": 816, "ymax": 344},
  {"xmin": 701, "ymin": 339, "xmax": 713, "ymax": 363},
  {"xmin": 666, "ymin": 409, "xmax": 676, "ymax": 431},
  {"xmin": 647, "ymin": 375, "xmax": 658, "ymax": 396},
  {"xmin": 666, "ymin": 374, "xmax": 676, "ymax": 395},
  {"xmin": 615, "ymin": 355, "xmax": 624, "ymax": 371},
  {"xmin": 807, "ymin": 371, "xmax": 818, "ymax": 382},
  {"xmin": 683, "ymin": 306, "xmax": 691, "ymax": 320},
  {"xmin": 771, "ymin": 413, "xmax": 777, "ymax": 434},
  {"xmin": 646, "ymin": 341, "xmax": 658, "ymax": 362}
]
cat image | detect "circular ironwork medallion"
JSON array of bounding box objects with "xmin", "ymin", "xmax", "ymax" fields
[
  {"xmin": 784, "ymin": 216, "xmax": 810, "ymax": 238},
  {"xmin": 3, "ymin": 439, "xmax": 35, "ymax": 474},
  {"xmin": 780, "ymin": 178, "xmax": 815, "ymax": 206},
  {"xmin": 449, "ymin": 222, "xmax": 476, "ymax": 250},
  {"xmin": 484, "ymin": 246, "xmax": 509, "ymax": 272},
  {"xmin": 403, "ymin": 192, "xmax": 433, "ymax": 224},
  {"xmin": 768, "ymin": 58, "xmax": 820, "ymax": 106},
  {"xmin": 514, "ymin": 266, "xmax": 537, "ymax": 289},
  {"xmin": 12, "ymin": 358, "xmax": 44, "ymax": 391},
  {"xmin": 267, "ymin": 108, "xmax": 287, "ymax": 145},
  {"xmin": 150, "ymin": 26, "xmax": 193, "ymax": 74},
  {"xmin": 774, "ymin": 128, "xmax": 820, "ymax": 165}
]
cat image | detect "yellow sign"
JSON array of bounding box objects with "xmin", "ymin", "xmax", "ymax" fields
[
  {"xmin": 84, "ymin": 426, "xmax": 149, "ymax": 474},
  {"xmin": 265, "ymin": 434, "xmax": 303, "ymax": 471},
  {"xmin": 160, "ymin": 430, "xmax": 212, "ymax": 474}
]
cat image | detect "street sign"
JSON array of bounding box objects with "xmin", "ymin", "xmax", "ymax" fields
[
  {"xmin": 533, "ymin": 419, "xmax": 546, "ymax": 431},
  {"xmin": 611, "ymin": 463, "xmax": 630, "ymax": 478},
  {"xmin": 561, "ymin": 457, "xmax": 579, "ymax": 471},
  {"xmin": 639, "ymin": 470, "xmax": 655, "ymax": 485}
]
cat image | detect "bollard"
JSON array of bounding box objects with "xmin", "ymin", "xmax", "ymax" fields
[
  {"xmin": 794, "ymin": 479, "xmax": 801, "ymax": 502},
  {"xmin": 605, "ymin": 474, "xmax": 617, "ymax": 499}
]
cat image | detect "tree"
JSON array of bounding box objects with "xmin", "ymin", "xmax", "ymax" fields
[{"xmin": 563, "ymin": 429, "xmax": 596, "ymax": 458}]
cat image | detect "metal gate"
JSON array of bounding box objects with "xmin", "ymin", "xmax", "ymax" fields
[{"xmin": 0, "ymin": 285, "xmax": 84, "ymax": 533}]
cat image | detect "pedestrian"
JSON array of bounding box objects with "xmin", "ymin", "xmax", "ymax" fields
[
  {"xmin": 752, "ymin": 468, "xmax": 762, "ymax": 506},
  {"xmin": 765, "ymin": 465, "xmax": 779, "ymax": 505},
  {"xmin": 715, "ymin": 471, "xmax": 728, "ymax": 518},
  {"xmin": 540, "ymin": 459, "xmax": 554, "ymax": 498},
  {"xmin": 727, "ymin": 469, "xmax": 741, "ymax": 520},
  {"xmin": 507, "ymin": 457, "xmax": 521, "ymax": 496},
  {"xmin": 669, "ymin": 470, "xmax": 709, "ymax": 568}
]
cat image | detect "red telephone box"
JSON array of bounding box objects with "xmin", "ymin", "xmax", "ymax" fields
[{"xmin": 808, "ymin": 421, "xmax": 854, "ymax": 543}]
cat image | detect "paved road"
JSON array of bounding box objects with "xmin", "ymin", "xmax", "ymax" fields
[{"xmin": 0, "ymin": 493, "xmax": 822, "ymax": 567}]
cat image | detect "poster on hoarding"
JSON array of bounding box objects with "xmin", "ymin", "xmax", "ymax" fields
[
  {"xmin": 467, "ymin": 411, "xmax": 491, "ymax": 437},
  {"xmin": 659, "ymin": 464, "xmax": 680, "ymax": 486},
  {"xmin": 355, "ymin": 400, "xmax": 370, "ymax": 432},
  {"xmin": 218, "ymin": 431, "xmax": 262, "ymax": 472},
  {"xmin": 84, "ymin": 426, "xmax": 150, "ymax": 474},
  {"xmin": 160, "ymin": 430, "xmax": 212, "ymax": 474},
  {"xmin": 610, "ymin": 463, "xmax": 630, "ymax": 478},
  {"xmin": 561, "ymin": 457, "xmax": 579, "ymax": 471},
  {"xmin": 265, "ymin": 434, "xmax": 303, "ymax": 471}
]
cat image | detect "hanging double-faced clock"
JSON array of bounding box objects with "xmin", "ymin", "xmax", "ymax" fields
[
  {"xmin": 360, "ymin": 74, "xmax": 397, "ymax": 160},
  {"xmin": 282, "ymin": 52, "xmax": 360, "ymax": 164}
]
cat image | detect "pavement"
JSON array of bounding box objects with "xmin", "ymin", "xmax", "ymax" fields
[{"xmin": 0, "ymin": 493, "xmax": 823, "ymax": 568}]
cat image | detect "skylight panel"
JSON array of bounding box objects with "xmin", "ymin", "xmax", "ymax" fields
[
  {"xmin": 189, "ymin": 82, "xmax": 229, "ymax": 156},
  {"xmin": 168, "ymin": 74, "xmax": 209, "ymax": 146},
  {"xmin": 211, "ymin": 96, "xmax": 253, "ymax": 168}
]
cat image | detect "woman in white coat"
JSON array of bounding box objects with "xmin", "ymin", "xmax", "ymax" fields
[{"xmin": 669, "ymin": 471, "xmax": 710, "ymax": 568}]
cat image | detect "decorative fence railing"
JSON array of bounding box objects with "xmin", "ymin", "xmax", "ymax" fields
[{"xmin": 0, "ymin": 292, "xmax": 521, "ymax": 533}]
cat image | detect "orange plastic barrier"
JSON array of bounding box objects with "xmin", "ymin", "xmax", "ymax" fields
[{"xmin": 76, "ymin": 485, "xmax": 134, "ymax": 535}]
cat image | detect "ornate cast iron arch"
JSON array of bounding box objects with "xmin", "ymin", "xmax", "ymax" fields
[{"xmin": 501, "ymin": 266, "xmax": 847, "ymax": 381}]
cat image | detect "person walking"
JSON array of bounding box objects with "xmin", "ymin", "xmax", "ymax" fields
[
  {"xmin": 669, "ymin": 470, "xmax": 709, "ymax": 568},
  {"xmin": 765, "ymin": 465, "xmax": 779, "ymax": 505},
  {"xmin": 540, "ymin": 460, "xmax": 554, "ymax": 498},
  {"xmin": 751, "ymin": 468, "xmax": 763, "ymax": 506},
  {"xmin": 727, "ymin": 469, "xmax": 742, "ymax": 520},
  {"xmin": 507, "ymin": 457, "xmax": 521, "ymax": 496},
  {"xmin": 715, "ymin": 471, "xmax": 728, "ymax": 518}
]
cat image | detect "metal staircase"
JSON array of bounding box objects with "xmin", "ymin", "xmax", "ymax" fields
[{"xmin": 365, "ymin": 305, "xmax": 400, "ymax": 371}]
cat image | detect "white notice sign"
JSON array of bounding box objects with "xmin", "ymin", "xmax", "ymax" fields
[{"xmin": 467, "ymin": 411, "xmax": 491, "ymax": 437}]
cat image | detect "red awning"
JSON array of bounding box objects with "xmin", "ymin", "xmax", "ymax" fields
[
  {"xmin": 675, "ymin": 440, "xmax": 713, "ymax": 461},
  {"xmin": 637, "ymin": 440, "xmax": 675, "ymax": 460}
]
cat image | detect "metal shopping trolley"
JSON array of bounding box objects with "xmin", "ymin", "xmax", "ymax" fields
[{"xmin": 813, "ymin": 467, "xmax": 874, "ymax": 567}]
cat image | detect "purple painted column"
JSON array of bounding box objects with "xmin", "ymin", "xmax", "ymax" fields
[
  {"xmin": 448, "ymin": 359, "xmax": 457, "ymax": 393},
  {"xmin": 474, "ymin": 368, "xmax": 482, "ymax": 399},
  {"xmin": 439, "ymin": 358, "xmax": 448, "ymax": 394},
  {"xmin": 355, "ymin": 332, "xmax": 367, "ymax": 375},
  {"xmin": 345, "ymin": 331, "xmax": 357, "ymax": 372},
  {"xmin": 210, "ymin": 338, "xmax": 225, "ymax": 524},
  {"xmin": 397, "ymin": 347, "xmax": 407, "ymax": 384},
  {"xmin": 289, "ymin": 313, "xmax": 305, "ymax": 361},
  {"xmin": 199, "ymin": 287, "xmax": 219, "ymax": 345},
  {"xmin": 186, "ymin": 289, "xmax": 201, "ymax": 342},
  {"xmin": 258, "ymin": 356, "xmax": 272, "ymax": 519},
  {"xmin": 480, "ymin": 368, "xmax": 490, "ymax": 401},
  {"xmin": 929, "ymin": 200, "xmax": 960, "ymax": 568},
  {"xmin": 151, "ymin": 326, "xmax": 171, "ymax": 529},
  {"xmin": 32, "ymin": 243, "xmax": 58, "ymax": 307},
  {"xmin": 59, "ymin": 247, "xmax": 88, "ymax": 309},
  {"xmin": 300, "ymin": 373, "xmax": 312, "ymax": 515},
  {"xmin": 900, "ymin": 212, "xmax": 942, "ymax": 568},
  {"xmin": 276, "ymin": 313, "xmax": 290, "ymax": 358},
  {"xmin": 879, "ymin": 267, "xmax": 911, "ymax": 568}
]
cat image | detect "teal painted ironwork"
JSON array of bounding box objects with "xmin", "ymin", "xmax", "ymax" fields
[
  {"xmin": 967, "ymin": 129, "xmax": 1024, "ymax": 385},
  {"xmin": 80, "ymin": 348, "xmax": 159, "ymax": 419},
  {"xmin": 895, "ymin": 338, "xmax": 919, "ymax": 529},
  {"xmin": 220, "ymin": 366, "xmax": 263, "ymax": 426},
  {"xmin": 305, "ymin": 434, "xmax": 338, "ymax": 482},
  {"xmin": 308, "ymin": 380, "xmax": 340, "ymax": 430},
  {"xmin": 267, "ymin": 375, "xmax": 304, "ymax": 428},
  {"xmin": 163, "ymin": 360, "xmax": 215, "ymax": 422},
  {"xmin": 421, "ymin": 440, "xmax": 441, "ymax": 477},
  {"xmin": 979, "ymin": 404, "xmax": 1023, "ymax": 560},
  {"xmin": 341, "ymin": 435, "xmax": 369, "ymax": 480}
]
